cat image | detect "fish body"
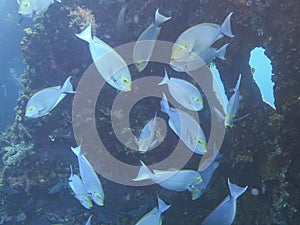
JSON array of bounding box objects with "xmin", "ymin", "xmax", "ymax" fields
[
  {"xmin": 225, "ymin": 75, "xmax": 241, "ymax": 127},
  {"xmin": 133, "ymin": 9, "xmax": 171, "ymax": 72},
  {"xmin": 160, "ymin": 93, "xmax": 207, "ymax": 154},
  {"xmin": 76, "ymin": 23, "xmax": 131, "ymax": 91},
  {"xmin": 68, "ymin": 166, "xmax": 93, "ymax": 209},
  {"xmin": 202, "ymin": 179, "xmax": 248, "ymax": 225},
  {"xmin": 17, "ymin": 0, "xmax": 61, "ymax": 18},
  {"xmin": 71, "ymin": 146, "xmax": 104, "ymax": 206},
  {"xmin": 137, "ymin": 114, "xmax": 158, "ymax": 153},
  {"xmin": 191, "ymin": 153, "xmax": 221, "ymax": 200},
  {"xmin": 25, "ymin": 76, "xmax": 75, "ymax": 118},
  {"xmin": 159, "ymin": 69, "xmax": 203, "ymax": 111},
  {"xmin": 135, "ymin": 196, "xmax": 170, "ymax": 225},
  {"xmin": 133, "ymin": 161, "xmax": 202, "ymax": 199},
  {"xmin": 170, "ymin": 13, "xmax": 233, "ymax": 64}
]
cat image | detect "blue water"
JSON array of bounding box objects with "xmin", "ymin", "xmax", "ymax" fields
[
  {"xmin": 249, "ymin": 47, "xmax": 274, "ymax": 108},
  {"xmin": 0, "ymin": 1, "xmax": 31, "ymax": 131}
]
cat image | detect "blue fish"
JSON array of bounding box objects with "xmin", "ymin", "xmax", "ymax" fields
[{"xmin": 202, "ymin": 178, "xmax": 248, "ymax": 225}]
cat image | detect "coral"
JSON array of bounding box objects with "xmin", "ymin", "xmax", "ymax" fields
[{"xmin": 2, "ymin": 142, "xmax": 34, "ymax": 167}]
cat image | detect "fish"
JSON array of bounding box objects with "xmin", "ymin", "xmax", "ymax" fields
[
  {"xmin": 171, "ymin": 43, "xmax": 229, "ymax": 72},
  {"xmin": 76, "ymin": 23, "xmax": 132, "ymax": 92},
  {"xmin": 115, "ymin": 3, "xmax": 128, "ymax": 43},
  {"xmin": 85, "ymin": 215, "xmax": 92, "ymax": 225},
  {"xmin": 135, "ymin": 195, "xmax": 170, "ymax": 225},
  {"xmin": 133, "ymin": 9, "xmax": 171, "ymax": 72},
  {"xmin": 71, "ymin": 146, "xmax": 104, "ymax": 206},
  {"xmin": 201, "ymin": 178, "xmax": 248, "ymax": 225},
  {"xmin": 160, "ymin": 93, "xmax": 207, "ymax": 154},
  {"xmin": 214, "ymin": 74, "xmax": 242, "ymax": 128},
  {"xmin": 48, "ymin": 181, "xmax": 66, "ymax": 194},
  {"xmin": 190, "ymin": 152, "xmax": 222, "ymax": 200},
  {"xmin": 17, "ymin": 0, "xmax": 61, "ymax": 18},
  {"xmin": 25, "ymin": 76, "xmax": 75, "ymax": 118},
  {"xmin": 133, "ymin": 161, "xmax": 203, "ymax": 200},
  {"xmin": 158, "ymin": 69, "xmax": 203, "ymax": 111},
  {"xmin": 68, "ymin": 165, "xmax": 93, "ymax": 210},
  {"xmin": 170, "ymin": 12, "xmax": 234, "ymax": 64},
  {"xmin": 136, "ymin": 113, "xmax": 158, "ymax": 153}
]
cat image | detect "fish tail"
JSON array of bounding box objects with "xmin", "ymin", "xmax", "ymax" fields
[
  {"xmin": 160, "ymin": 93, "xmax": 170, "ymax": 114},
  {"xmin": 132, "ymin": 161, "xmax": 154, "ymax": 181},
  {"xmin": 75, "ymin": 23, "xmax": 93, "ymax": 43},
  {"xmin": 71, "ymin": 146, "xmax": 81, "ymax": 157},
  {"xmin": 234, "ymin": 74, "xmax": 241, "ymax": 92},
  {"xmin": 158, "ymin": 69, "xmax": 170, "ymax": 85},
  {"xmin": 215, "ymin": 43, "xmax": 229, "ymax": 60},
  {"xmin": 228, "ymin": 178, "xmax": 248, "ymax": 199},
  {"xmin": 154, "ymin": 9, "xmax": 171, "ymax": 27},
  {"xmin": 220, "ymin": 12, "xmax": 234, "ymax": 38},
  {"xmin": 157, "ymin": 196, "xmax": 171, "ymax": 213},
  {"xmin": 61, "ymin": 76, "xmax": 75, "ymax": 93}
]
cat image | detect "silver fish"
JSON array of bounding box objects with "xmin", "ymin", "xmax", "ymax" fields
[
  {"xmin": 17, "ymin": 0, "xmax": 61, "ymax": 18},
  {"xmin": 202, "ymin": 178, "xmax": 248, "ymax": 225},
  {"xmin": 76, "ymin": 23, "xmax": 132, "ymax": 91},
  {"xmin": 25, "ymin": 76, "xmax": 75, "ymax": 118},
  {"xmin": 135, "ymin": 195, "xmax": 170, "ymax": 225},
  {"xmin": 68, "ymin": 165, "xmax": 93, "ymax": 209},
  {"xmin": 71, "ymin": 146, "xmax": 104, "ymax": 206},
  {"xmin": 133, "ymin": 9, "xmax": 171, "ymax": 72}
]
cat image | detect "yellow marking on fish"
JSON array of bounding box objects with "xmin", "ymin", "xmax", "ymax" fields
[
  {"xmin": 96, "ymin": 193, "xmax": 104, "ymax": 206},
  {"xmin": 20, "ymin": 2, "xmax": 30, "ymax": 7},
  {"xmin": 193, "ymin": 97, "xmax": 203, "ymax": 104}
]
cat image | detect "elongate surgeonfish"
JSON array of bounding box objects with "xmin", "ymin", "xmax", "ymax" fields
[
  {"xmin": 68, "ymin": 166, "xmax": 93, "ymax": 209},
  {"xmin": 133, "ymin": 161, "xmax": 203, "ymax": 200},
  {"xmin": 191, "ymin": 151, "xmax": 222, "ymax": 200},
  {"xmin": 133, "ymin": 9, "xmax": 171, "ymax": 72},
  {"xmin": 170, "ymin": 12, "xmax": 234, "ymax": 65},
  {"xmin": 25, "ymin": 76, "xmax": 75, "ymax": 118},
  {"xmin": 202, "ymin": 178, "xmax": 248, "ymax": 225},
  {"xmin": 76, "ymin": 23, "xmax": 132, "ymax": 91},
  {"xmin": 158, "ymin": 69, "xmax": 203, "ymax": 111},
  {"xmin": 171, "ymin": 43, "xmax": 229, "ymax": 72},
  {"xmin": 160, "ymin": 93, "xmax": 207, "ymax": 154},
  {"xmin": 135, "ymin": 195, "xmax": 170, "ymax": 225},
  {"xmin": 17, "ymin": 0, "xmax": 61, "ymax": 18},
  {"xmin": 214, "ymin": 74, "xmax": 242, "ymax": 127},
  {"xmin": 71, "ymin": 146, "xmax": 104, "ymax": 206},
  {"xmin": 136, "ymin": 113, "xmax": 158, "ymax": 153}
]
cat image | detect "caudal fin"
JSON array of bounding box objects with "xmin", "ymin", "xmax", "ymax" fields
[
  {"xmin": 71, "ymin": 146, "xmax": 81, "ymax": 157},
  {"xmin": 160, "ymin": 93, "xmax": 170, "ymax": 114},
  {"xmin": 76, "ymin": 23, "xmax": 93, "ymax": 43},
  {"xmin": 215, "ymin": 43, "xmax": 229, "ymax": 60},
  {"xmin": 228, "ymin": 178, "xmax": 248, "ymax": 199},
  {"xmin": 158, "ymin": 68, "xmax": 170, "ymax": 85},
  {"xmin": 157, "ymin": 196, "xmax": 171, "ymax": 213},
  {"xmin": 61, "ymin": 76, "xmax": 75, "ymax": 94},
  {"xmin": 220, "ymin": 12, "xmax": 234, "ymax": 38},
  {"xmin": 132, "ymin": 161, "xmax": 154, "ymax": 181},
  {"xmin": 154, "ymin": 9, "xmax": 171, "ymax": 27},
  {"xmin": 234, "ymin": 74, "xmax": 241, "ymax": 93}
]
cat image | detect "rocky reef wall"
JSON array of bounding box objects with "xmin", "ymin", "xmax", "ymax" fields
[{"xmin": 0, "ymin": 0, "xmax": 299, "ymax": 224}]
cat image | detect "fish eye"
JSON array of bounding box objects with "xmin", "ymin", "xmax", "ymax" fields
[
  {"xmin": 196, "ymin": 138, "xmax": 206, "ymax": 147},
  {"xmin": 27, "ymin": 106, "xmax": 35, "ymax": 112},
  {"xmin": 137, "ymin": 60, "xmax": 143, "ymax": 66},
  {"xmin": 22, "ymin": 2, "xmax": 30, "ymax": 7},
  {"xmin": 194, "ymin": 97, "xmax": 203, "ymax": 103},
  {"xmin": 121, "ymin": 77, "xmax": 131, "ymax": 84}
]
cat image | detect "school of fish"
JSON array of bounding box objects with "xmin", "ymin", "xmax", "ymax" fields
[{"xmin": 18, "ymin": 2, "xmax": 249, "ymax": 224}]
